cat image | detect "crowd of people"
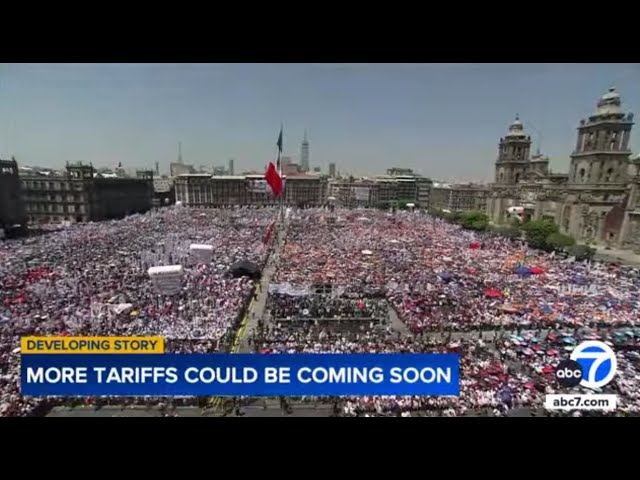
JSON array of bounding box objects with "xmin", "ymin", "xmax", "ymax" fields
[
  {"xmin": 266, "ymin": 294, "xmax": 388, "ymax": 322},
  {"xmin": 275, "ymin": 210, "xmax": 640, "ymax": 333},
  {"xmin": 257, "ymin": 208, "xmax": 640, "ymax": 416},
  {"xmin": 0, "ymin": 206, "xmax": 276, "ymax": 416},
  {"xmin": 2, "ymin": 205, "xmax": 640, "ymax": 416}
]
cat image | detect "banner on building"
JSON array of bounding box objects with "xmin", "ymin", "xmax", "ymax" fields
[
  {"xmin": 246, "ymin": 179, "xmax": 269, "ymax": 194},
  {"xmin": 352, "ymin": 187, "xmax": 370, "ymax": 202}
]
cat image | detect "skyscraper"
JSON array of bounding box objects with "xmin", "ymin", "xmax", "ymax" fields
[
  {"xmin": 328, "ymin": 162, "xmax": 336, "ymax": 178},
  {"xmin": 228, "ymin": 158, "xmax": 235, "ymax": 175},
  {"xmin": 300, "ymin": 130, "xmax": 310, "ymax": 173}
]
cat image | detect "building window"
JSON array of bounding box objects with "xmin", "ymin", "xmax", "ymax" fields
[
  {"xmin": 515, "ymin": 173, "xmax": 520, "ymax": 183},
  {"xmin": 579, "ymin": 168, "xmax": 586, "ymax": 182},
  {"xmin": 605, "ymin": 168, "xmax": 613, "ymax": 182}
]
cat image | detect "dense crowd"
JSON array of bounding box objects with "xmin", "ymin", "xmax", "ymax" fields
[
  {"xmin": 266, "ymin": 294, "xmax": 388, "ymax": 322},
  {"xmin": 258, "ymin": 208, "xmax": 640, "ymax": 416},
  {"xmin": 251, "ymin": 321, "xmax": 640, "ymax": 416},
  {"xmin": 276, "ymin": 210, "xmax": 640, "ymax": 332},
  {"xmin": 0, "ymin": 206, "xmax": 276, "ymax": 416},
  {"xmin": 2, "ymin": 206, "xmax": 640, "ymax": 416}
]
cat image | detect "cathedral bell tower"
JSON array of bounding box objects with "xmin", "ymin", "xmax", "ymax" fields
[
  {"xmin": 494, "ymin": 115, "xmax": 531, "ymax": 185},
  {"xmin": 569, "ymin": 87, "xmax": 634, "ymax": 185}
]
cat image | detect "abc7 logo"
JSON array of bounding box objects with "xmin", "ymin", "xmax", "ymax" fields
[{"xmin": 555, "ymin": 341, "xmax": 617, "ymax": 389}]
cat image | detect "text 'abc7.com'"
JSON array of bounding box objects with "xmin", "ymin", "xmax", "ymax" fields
[{"xmin": 545, "ymin": 340, "xmax": 618, "ymax": 411}]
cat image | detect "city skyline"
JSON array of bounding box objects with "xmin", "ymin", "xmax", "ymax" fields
[{"xmin": 1, "ymin": 63, "xmax": 639, "ymax": 181}]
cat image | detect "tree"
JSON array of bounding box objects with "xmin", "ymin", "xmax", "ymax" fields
[
  {"xmin": 490, "ymin": 225, "xmax": 521, "ymax": 240},
  {"xmin": 460, "ymin": 211, "xmax": 488, "ymax": 230},
  {"xmin": 509, "ymin": 218, "xmax": 523, "ymax": 228},
  {"xmin": 521, "ymin": 219, "xmax": 559, "ymax": 250},
  {"xmin": 471, "ymin": 219, "xmax": 488, "ymax": 231},
  {"xmin": 441, "ymin": 211, "xmax": 462, "ymax": 223},
  {"xmin": 546, "ymin": 232, "xmax": 576, "ymax": 252},
  {"xmin": 567, "ymin": 244, "xmax": 596, "ymax": 261}
]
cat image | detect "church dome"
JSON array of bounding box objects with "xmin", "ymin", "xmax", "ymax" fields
[
  {"xmin": 595, "ymin": 87, "xmax": 623, "ymax": 115},
  {"xmin": 506, "ymin": 115, "xmax": 526, "ymax": 137},
  {"xmin": 601, "ymin": 87, "xmax": 620, "ymax": 101}
]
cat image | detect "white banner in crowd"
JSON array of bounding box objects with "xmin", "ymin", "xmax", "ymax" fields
[
  {"xmin": 148, "ymin": 265, "xmax": 184, "ymax": 295},
  {"xmin": 269, "ymin": 283, "xmax": 311, "ymax": 296},
  {"xmin": 189, "ymin": 244, "xmax": 214, "ymax": 264}
]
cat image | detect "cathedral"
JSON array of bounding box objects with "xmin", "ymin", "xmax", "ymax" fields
[{"xmin": 487, "ymin": 87, "xmax": 640, "ymax": 251}]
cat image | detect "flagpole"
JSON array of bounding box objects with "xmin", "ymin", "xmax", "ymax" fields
[{"xmin": 278, "ymin": 124, "xmax": 284, "ymax": 229}]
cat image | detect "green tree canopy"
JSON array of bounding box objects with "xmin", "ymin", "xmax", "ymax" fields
[
  {"xmin": 522, "ymin": 219, "xmax": 559, "ymax": 250},
  {"xmin": 546, "ymin": 232, "xmax": 576, "ymax": 251},
  {"xmin": 490, "ymin": 225, "xmax": 521, "ymax": 240},
  {"xmin": 460, "ymin": 211, "xmax": 488, "ymax": 230},
  {"xmin": 567, "ymin": 244, "xmax": 596, "ymax": 261}
]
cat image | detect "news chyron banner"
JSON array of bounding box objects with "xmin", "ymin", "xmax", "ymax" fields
[{"xmin": 21, "ymin": 336, "xmax": 460, "ymax": 397}]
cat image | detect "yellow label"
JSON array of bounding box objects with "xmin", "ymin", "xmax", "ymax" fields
[{"xmin": 20, "ymin": 336, "xmax": 165, "ymax": 354}]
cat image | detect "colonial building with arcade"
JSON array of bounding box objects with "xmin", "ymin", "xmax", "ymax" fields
[{"xmin": 487, "ymin": 87, "xmax": 637, "ymax": 249}]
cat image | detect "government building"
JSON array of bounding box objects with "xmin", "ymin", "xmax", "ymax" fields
[
  {"xmin": 328, "ymin": 169, "xmax": 432, "ymax": 209},
  {"xmin": 0, "ymin": 157, "xmax": 27, "ymax": 237},
  {"xmin": 20, "ymin": 163, "xmax": 154, "ymax": 224},
  {"xmin": 174, "ymin": 173, "xmax": 329, "ymax": 207}
]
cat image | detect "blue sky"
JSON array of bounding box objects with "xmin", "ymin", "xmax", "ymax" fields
[{"xmin": 1, "ymin": 63, "xmax": 638, "ymax": 181}]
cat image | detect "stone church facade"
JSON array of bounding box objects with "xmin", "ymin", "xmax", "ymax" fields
[{"xmin": 487, "ymin": 87, "xmax": 637, "ymax": 250}]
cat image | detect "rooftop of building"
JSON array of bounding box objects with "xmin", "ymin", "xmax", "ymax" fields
[{"xmin": 432, "ymin": 182, "xmax": 489, "ymax": 190}]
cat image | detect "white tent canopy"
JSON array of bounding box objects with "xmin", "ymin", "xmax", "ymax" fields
[
  {"xmin": 148, "ymin": 265, "xmax": 183, "ymax": 276},
  {"xmin": 114, "ymin": 303, "xmax": 134, "ymax": 315},
  {"xmin": 148, "ymin": 265, "xmax": 184, "ymax": 295},
  {"xmin": 361, "ymin": 249, "xmax": 373, "ymax": 256},
  {"xmin": 189, "ymin": 244, "xmax": 214, "ymax": 251}
]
